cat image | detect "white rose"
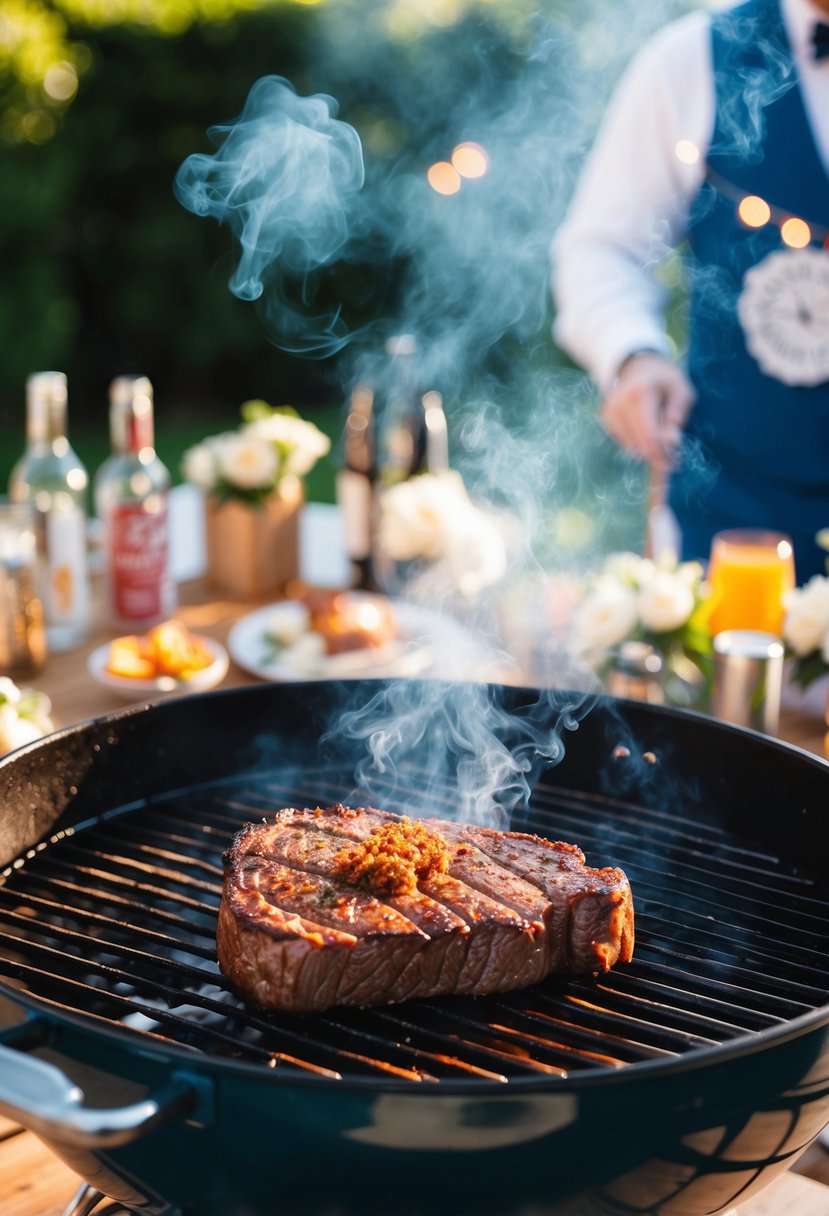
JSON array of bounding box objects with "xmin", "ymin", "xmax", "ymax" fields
[
  {"xmin": 603, "ymin": 552, "xmax": 649, "ymax": 586},
  {"xmin": 0, "ymin": 677, "xmax": 22, "ymax": 706},
  {"xmin": 245, "ymin": 414, "xmax": 330, "ymax": 477},
  {"xmin": 443, "ymin": 508, "xmax": 508, "ymax": 597},
  {"xmin": 217, "ymin": 434, "xmax": 278, "ymax": 490},
  {"xmin": 182, "ymin": 442, "xmax": 218, "ymax": 491},
  {"xmin": 377, "ymin": 475, "xmax": 454, "ymax": 562},
  {"xmin": 0, "ymin": 703, "xmax": 43, "ymax": 757},
  {"xmin": 783, "ymin": 576, "xmax": 829, "ymax": 656},
  {"xmin": 574, "ymin": 580, "xmax": 638, "ymax": 653},
  {"xmin": 637, "ymin": 571, "xmax": 695, "ymax": 634},
  {"xmin": 17, "ymin": 689, "xmax": 54, "ymax": 735}
]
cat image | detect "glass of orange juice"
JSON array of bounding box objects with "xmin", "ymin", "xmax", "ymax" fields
[{"xmin": 707, "ymin": 529, "xmax": 795, "ymax": 636}]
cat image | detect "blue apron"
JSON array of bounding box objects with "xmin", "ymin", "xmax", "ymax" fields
[{"xmin": 669, "ymin": 0, "xmax": 829, "ymax": 581}]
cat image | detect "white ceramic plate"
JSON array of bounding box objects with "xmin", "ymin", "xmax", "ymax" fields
[
  {"xmin": 87, "ymin": 635, "xmax": 230, "ymax": 701},
  {"xmin": 227, "ymin": 598, "xmax": 491, "ymax": 683}
]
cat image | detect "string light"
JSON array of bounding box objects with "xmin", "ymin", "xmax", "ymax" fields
[
  {"xmin": 699, "ymin": 162, "xmax": 829, "ymax": 249},
  {"xmin": 427, "ymin": 161, "xmax": 461, "ymax": 195},
  {"xmin": 780, "ymin": 217, "xmax": 812, "ymax": 249},
  {"xmin": 675, "ymin": 140, "xmax": 700, "ymax": 165},
  {"xmin": 737, "ymin": 195, "xmax": 771, "ymax": 229},
  {"xmin": 451, "ymin": 142, "xmax": 488, "ymax": 178}
]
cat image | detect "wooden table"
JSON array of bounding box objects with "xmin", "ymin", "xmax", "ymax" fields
[{"xmin": 1, "ymin": 567, "xmax": 828, "ymax": 1215}]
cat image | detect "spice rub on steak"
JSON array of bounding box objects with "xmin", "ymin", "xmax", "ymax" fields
[{"xmin": 217, "ymin": 804, "xmax": 634, "ymax": 1014}]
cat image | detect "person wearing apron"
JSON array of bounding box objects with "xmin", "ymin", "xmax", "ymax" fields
[{"xmin": 552, "ymin": 0, "xmax": 829, "ymax": 581}]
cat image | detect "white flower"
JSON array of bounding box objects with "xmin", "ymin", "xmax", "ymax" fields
[
  {"xmin": 245, "ymin": 413, "xmax": 330, "ymax": 477},
  {"xmin": 574, "ymin": 580, "xmax": 639, "ymax": 653},
  {"xmin": 376, "ymin": 472, "xmax": 508, "ymax": 597},
  {"xmin": 181, "ymin": 441, "xmax": 218, "ymax": 492},
  {"xmin": 442, "ymin": 511, "xmax": 508, "ymax": 598},
  {"xmin": 637, "ymin": 570, "xmax": 695, "ymax": 634},
  {"xmin": 0, "ymin": 702, "xmax": 43, "ymax": 757},
  {"xmin": 216, "ymin": 434, "xmax": 279, "ymax": 490},
  {"xmin": 182, "ymin": 404, "xmax": 328, "ymax": 500},
  {"xmin": 603, "ymin": 552, "xmax": 650, "ymax": 586},
  {"xmin": 0, "ymin": 677, "xmax": 22, "ymax": 706},
  {"xmin": 783, "ymin": 575, "xmax": 829, "ymax": 657},
  {"xmin": 377, "ymin": 473, "xmax": 463, "ymax": 562}
]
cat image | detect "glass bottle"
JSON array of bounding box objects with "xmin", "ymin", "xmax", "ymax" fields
[
  {"xmin": 375, "ymin": 335, "xmax": 448, "ymax": 488},
  {"xmin": 339, "ymin": 335, "xmax": 449, "ymax": 592},
  {"xmin": 94, "ymin": 375, "xmax": 176, "ymax": 627},
  {"xmin": 0, "ymin": 500, "xmax": 47, "ymax": 676},
  {"xmin": 9, "ymin": 371, "xmax": 91, "ymax": 652},
  {"xmin": 337, "ymin": 382, "xmax": 377, "ymax": 590}
]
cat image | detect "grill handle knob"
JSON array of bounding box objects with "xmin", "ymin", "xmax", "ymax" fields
[{"xmin": 0, "ymin": 1040, "xmax": 199, "ymax": 1149}]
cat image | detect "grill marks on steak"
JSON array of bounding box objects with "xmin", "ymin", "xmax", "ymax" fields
[{"xmin": 217, "ymin": 804, "xmax": 634, "ymax": 1013}]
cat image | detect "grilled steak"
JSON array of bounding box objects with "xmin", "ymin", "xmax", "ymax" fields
[{"xmin": 217, "ymin": 804, "xmax": 634, "ymax": 1013}]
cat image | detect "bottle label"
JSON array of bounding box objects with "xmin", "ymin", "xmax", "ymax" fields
[
  {"xmin": 336, "ymin": 469, "xmax": 372, "ymax": 559},
  {"xmin": 44, "ymin": 508, "xmax": 90, "ymax": 629},
  {"xmin": 109, "ymin": 498, "xmax": 171, "ymax": 622}
]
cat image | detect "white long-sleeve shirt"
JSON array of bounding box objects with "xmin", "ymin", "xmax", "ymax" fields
[{"xmin": 551, "ymin": 0, "xmax": 829, "ymax": 394}]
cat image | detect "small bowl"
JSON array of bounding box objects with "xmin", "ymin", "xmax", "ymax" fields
[{"xmin": 87, "ymin": 636, "xmax": 229, "ymax": 702}]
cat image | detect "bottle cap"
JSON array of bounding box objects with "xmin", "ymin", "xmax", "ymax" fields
[
  {"xmin": 25, "ymin": 372, "xmax": 68, "ymax": 444},
  {"xmin": 109, "ymin": 376, "xmax": 155, "ymax": 454}
]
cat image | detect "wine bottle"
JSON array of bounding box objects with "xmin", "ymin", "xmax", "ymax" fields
[
  {"xmin": 94, "ymin": 375, "xmax": 176, "ymax": 626},
  {"xmin": 9, "ymin": 372, "xmax": 91, "ymax": 652},
  {"xmin": 338, "ymin": 336, "xmax": 450, "ymax": 592},
  {"xmin": 337, "ymin": 381, "xmax": 377, "ymax": 590}
]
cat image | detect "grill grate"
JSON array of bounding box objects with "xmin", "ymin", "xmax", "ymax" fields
[{"xmin": 1, "ymin": 764, "xmax": 828, "ymax": 1085}]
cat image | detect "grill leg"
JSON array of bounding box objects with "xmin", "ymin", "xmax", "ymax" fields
[
  {"xmin": 62, "ymin": 1185, "xmax": 105, "ymax": 1216},
  {"xmin": 61, "ymin": 1182, "xmax": 181, "ymax": 1216}
]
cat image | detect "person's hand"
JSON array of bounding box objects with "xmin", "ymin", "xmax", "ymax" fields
[{"xmin": 600, "ymin": 353, "xmax": 694, "ymax": 468}]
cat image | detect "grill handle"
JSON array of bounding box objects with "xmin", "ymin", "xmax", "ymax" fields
[{"xmin": 0, "ymin": 1039, "xmax": 199, "ymax": 1149}]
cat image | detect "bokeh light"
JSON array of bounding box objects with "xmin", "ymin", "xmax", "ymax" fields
[
  {"xmin": 427, "ymin": 161, "xmax": 461, "ymax": 195},
  {"xmin": 674, "ymin": 140, "xmax": 700, "ymax": 165},
  {"xmin": 451, "ymin": 141, "xmax": 488, "ymax": 178},
  {"xmin": 738, "ymin": 195, "xmax": 771, "ymax": 228},
  {"xmin": 43, "ymin": 62, "xmax": 79, "ymax": 103},
  {"xmin": 781, "ymin": 217, "xmax": 811, "ymax": 248}
]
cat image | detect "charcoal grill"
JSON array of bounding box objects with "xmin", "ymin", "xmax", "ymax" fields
[{"xmin": 0, "ymin": 679, "xmax": 828, "ymax": 1216}]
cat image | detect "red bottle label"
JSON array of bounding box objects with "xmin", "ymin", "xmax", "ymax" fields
[{"xmin": 110, "ymin": 499, "xmax": 170, "ymax": 622}]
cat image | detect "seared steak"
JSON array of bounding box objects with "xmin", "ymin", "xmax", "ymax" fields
[{"xmin": 217, "ymin": 804, "xmax": 634, "ymax": 1013}]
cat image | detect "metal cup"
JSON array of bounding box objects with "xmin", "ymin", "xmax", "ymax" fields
[
  {"xmin": 711, "ymin": 630, "xmax": 784, "ymax": 735},
  {"xmin": 0, "ymin": 500, "xmax": 47, "ymax": 677}
]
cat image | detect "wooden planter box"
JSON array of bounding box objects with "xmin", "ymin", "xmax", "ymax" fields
[{"xmin": 205, "ymin": 482, "xmax": 302, "ymax": 600}]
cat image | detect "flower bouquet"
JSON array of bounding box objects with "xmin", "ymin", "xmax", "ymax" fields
[
  {"xmin": 182, "ymin": 401, "xmax": 330, "ymax": 598},
  {"xmin": 0, "ymin": 677, "xmax": 54, "ymax": 757},
  {"xmin": 375, "ymin": 471, "xmax": 508, "ymax": 601},
  {"xmin": 782, "ymin": 574, "xmax": 829, "ymax": 689},
  {"xmin": 573, "ymin": 551, "xmax": 714, "ymax": 706}
]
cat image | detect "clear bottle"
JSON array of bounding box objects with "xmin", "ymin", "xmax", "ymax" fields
[
  {"xmin": 94, "ymin": 375, "xmax": 176, "ymax": 627},
  {"xmin": 9, "ymin": 372, "xmax": 91, "ymax": 652}
]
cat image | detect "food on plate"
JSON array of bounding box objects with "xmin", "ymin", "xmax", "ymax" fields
[
  {"xmin": 302, "ymin": 589, "xmax": 397, "ymax": 655},
  {"xmin": 217, "ymin": 804, "xmax": 634, "ymax": 1013},
  {"xmin": 262, "ymin": 590, "xmax": 397, "ymax": 673},
  {"xmin": 106, "ymin": 619, "xmax": 215, "ymax": 681}
]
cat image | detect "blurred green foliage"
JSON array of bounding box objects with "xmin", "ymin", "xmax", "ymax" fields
[{"xmin": 1, "ymin": 0, "xmax": 686, "ymax": 546}]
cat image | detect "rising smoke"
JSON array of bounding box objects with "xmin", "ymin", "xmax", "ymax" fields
[{"xmin": 175, "ymin": 0, "xmax": 695, "ymax": 820}]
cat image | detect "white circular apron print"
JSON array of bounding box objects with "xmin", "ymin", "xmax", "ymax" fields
[{"xmin": 738, "ymin": 247, "xmax": 829, "ymax": 387}]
